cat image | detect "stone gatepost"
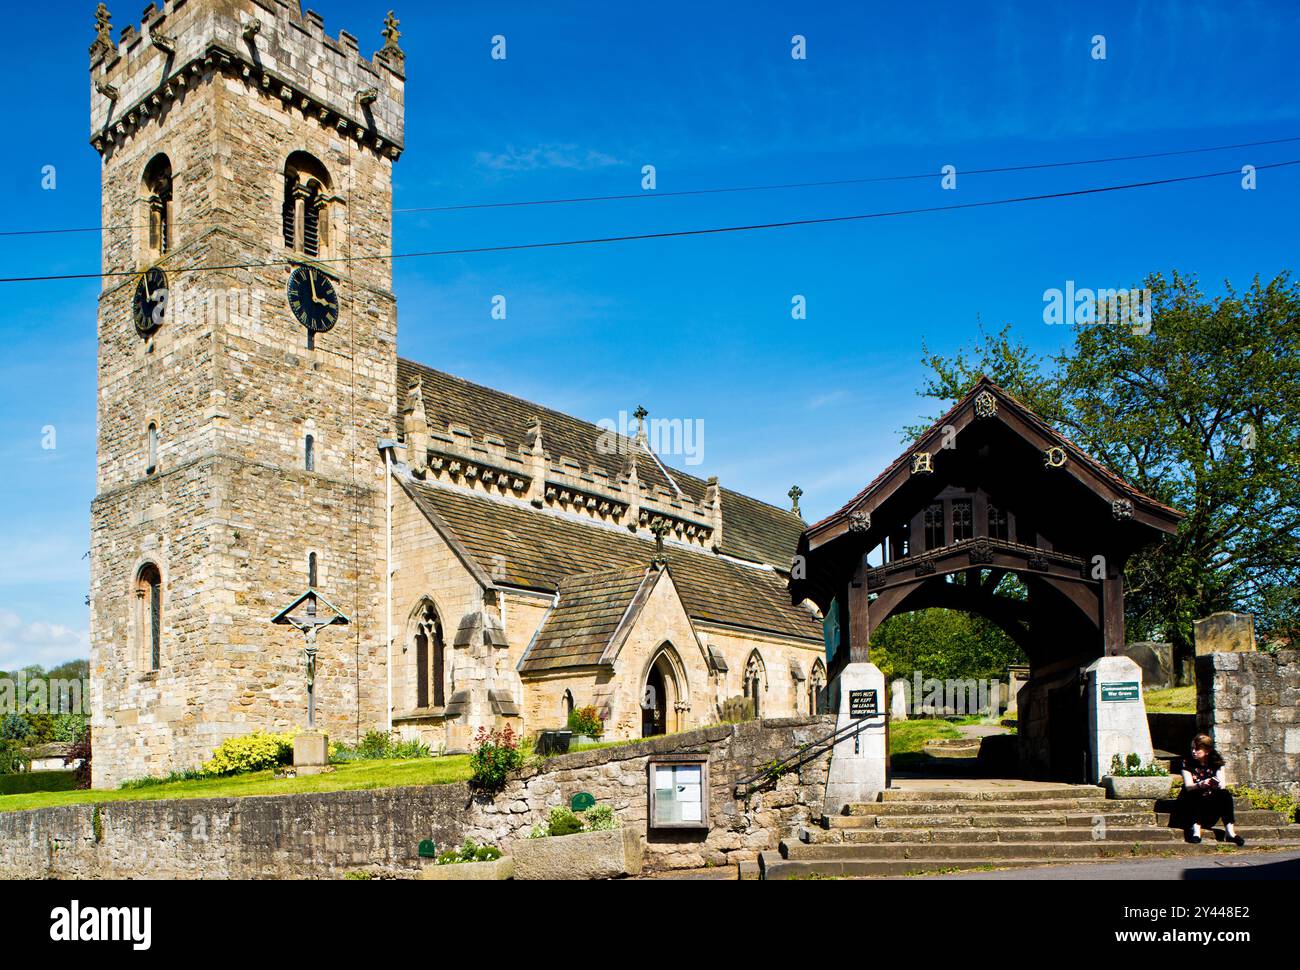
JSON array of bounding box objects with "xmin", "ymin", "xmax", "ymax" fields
[
  {"xmin": 823, "ymin": 662, "xmax": 887, "ymax": 815},
  {"xmin": 1084, "ymin": 655, "xmax": 1154, "ymax": 783}
]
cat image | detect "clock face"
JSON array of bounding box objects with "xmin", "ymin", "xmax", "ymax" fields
[
  {"xmin": 287, "ymin": 265, "xmax": 340, "ymax": 335},
  {"xmin": 132, "ymin": 268, "xmax": 169, "ymax": 335}
]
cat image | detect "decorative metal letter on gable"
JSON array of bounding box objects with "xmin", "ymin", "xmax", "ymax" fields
[
  {"xmin": 1111, "ymin": 499, "xmax": 1134, "ymax": 521},
  {"xmin": 847, "ymin": 511, "xmax": 871, "ymax": 533},
  {"xmin": 911, "ymin": 452, "xmax": 934, "ymax": 475},
  {"xmin": 1044, "ymin": 446, "xmax": 1068, "ymax": 469},
  {"xmin": 973, "ymin": 391, "xmax": 998, "ymax": 419}
]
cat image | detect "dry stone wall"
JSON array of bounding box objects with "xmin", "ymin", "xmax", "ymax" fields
[{"xmin": 0, "ymin": 717, "xmax": 833, "ymax": 879}]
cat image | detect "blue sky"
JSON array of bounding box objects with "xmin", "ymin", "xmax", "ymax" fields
[{"xmin": 0, "ymin": 0, "xmax": 1296, "ymax": 668}]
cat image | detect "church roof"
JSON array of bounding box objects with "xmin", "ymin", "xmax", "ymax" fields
[
  {"xmin": 517, "ymin": 565, "xmax": 658, "ymax": 673},
  {"xmin": 400, "ymin": 477, "xmax": 821, "ymax": 644},
  {"xmin": 396, "ymin": 359, "xmax": 804, "ymax": 570},
  {"xmin": 804, "ymin": 376, "xmax": 1183, "ymax": 551}
]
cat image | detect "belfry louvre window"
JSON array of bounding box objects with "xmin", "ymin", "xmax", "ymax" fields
[
  {"xmin": 282, "ymin": 152, "xmax": 332, "ymax": 257},
  {"xmin": 952, "ymin": 499, "xmax": 974, "ymax": 542},
  {"xmin": 142, "ymin": 154, "xmax": 173, "ymax": 259}
]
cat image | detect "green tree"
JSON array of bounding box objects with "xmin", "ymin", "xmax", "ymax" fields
[
  {"xmin": 871, "ymin": 607, "xmax": 1027, "ymax": 683},
  {"xmin": 914, "ymin": 271, "xmax": 1300, "ymax": 676}
]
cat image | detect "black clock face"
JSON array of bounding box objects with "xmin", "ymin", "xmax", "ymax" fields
[
  {"xmin": 287, "ymin": 265, "xmax": 340, "ymax": 334},
  {"xmin": 132, "ymin": 268, "xmax": 168, "ymax": 335}
]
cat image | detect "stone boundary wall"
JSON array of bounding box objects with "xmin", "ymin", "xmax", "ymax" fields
[
  {"xmin": 0, "ymin": 717, "xmax": 834, "ymax": 879},
  {"xmin": 1197, "ymin": 651, "xmax": 1300, "ymax": 798}
]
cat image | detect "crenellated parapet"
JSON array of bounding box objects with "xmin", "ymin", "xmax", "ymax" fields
[
  {"xmin": 398, "ymin": 413, "xmax": 722, "ymax": 552},
  {"xmin": 89, "ymin": 0, "xmax": 405, "ymax": 160}
]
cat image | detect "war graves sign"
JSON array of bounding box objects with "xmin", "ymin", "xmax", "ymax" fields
[{"xmin": 1101, "ymin": 682, "xmax": 1140, "ymax": 702}]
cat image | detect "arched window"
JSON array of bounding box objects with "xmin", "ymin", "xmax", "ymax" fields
[
  {"xmin": 142, "ymin": 154, "xmax": 173, "ymax": 260},
  {"xmin": 744, "ymin": 651, "xmax": 766, "ymax": 719},
  {"xmin": 308, "ymin": 552, "xmax": 318, "ymax": 588},
  {"xmin": 809, "ymin": 659, "xmax": 827, "ymax": 716},
  {"xmin": 135, "ymin": 563, "xmax": 162, "ymax": 671},
  {"xmin": 304, "ymin": 434, "xmax": 315, "ymax": 472},
  {"xmin": 146, "ymin": 423, "xmax": 159, "ymax": 476},
  {"xmin": 413, "ymin": 601, "xmax": 445, "ymax": 709},
  {"xmin": 282, "ymin": 152, "xmax": 332, "ymax": 258}
]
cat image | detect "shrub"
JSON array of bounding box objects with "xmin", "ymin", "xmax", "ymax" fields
[
  {"xmin": 65, "ymin": 731, "xmax": 92, "ymax": 789},
  {"xmin": 566, "ymin": 706, "xmax": 604, "ymax": 738},
  {"xmin": 583, "ymin": 804, "xmax": 616, "ymax": 832},
  {"xmin": 1109, "ymin": 753, "xmax": 1168, "ymax": 778},
  {"xmin": 1231, "ymin": 786, "xmax": 1299, "ymax": 823},
  {"xmin": 52, "ymin": 713, "xmax": 88, "ymax": 743},
  {"xmin": 0, "ymin": 712, "xmax": 30, "ymax": 742},
  {"xmin": 0, "ymin": 739, "xmax": 30, "ymax": 776},
  {"xmin": 435, "ymin": 839, "xmax": 503, "ymax": 865},
  {"xmin": 720, "ymin": 696, "xmax": 755, "ymax": 724},
  {"xmin": 201, "ymin": 730, "xmax": 297, "ymax": 777},
  {"xmin": 530, "ymin": 803, "xmax": 618, "ymax": 837},
  {"xmin": 331, "ymin": 731, "xmax": 432, "ymax": 763},
  {"xmin": 468, "ymin": 725, "xmax": 523, "ymax": 792}
]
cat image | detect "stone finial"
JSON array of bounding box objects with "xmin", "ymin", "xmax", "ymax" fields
[
  {"xmin": 90, "ymin": 3, "xmax": 115, "ymax": 58},
  {"xmin": 402, "ymin": 378, "xmax": 429, "ymax": 465},
  {"xmin": 704, "ymin": 476, "xmax": 723, "ymax": 551},
  {"xmin": 632, "ymin": 405, "xmax": 650, "ymax": 449},
  {"xmin": 379, "ymin": 10, "xmax": 405, "ymax": 56},
  {"xmin": 526, "ymin": 416, "xmax": 546, "ymax": 508},
  {"xmin": 788, "ymin": 484, "xmax": 803, "ymax": 516}
]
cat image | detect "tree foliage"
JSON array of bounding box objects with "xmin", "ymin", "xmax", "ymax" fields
[{"xmin": 913, "ymin": 271, "xmax": 1300, "ymax": 661}]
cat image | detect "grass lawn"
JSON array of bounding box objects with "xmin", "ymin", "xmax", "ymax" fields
[
  {"xmin": 889, "ymin": 719, "xmax": 964, "ymax": 755},
  {"xmin": 1144, "ymin": 686, "xmax": 1196, "ymax": 713},
  {"xmin": 0, "ymin": 755, "xmax": 472, "ymax": 814}
]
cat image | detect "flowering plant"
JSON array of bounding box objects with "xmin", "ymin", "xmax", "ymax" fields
[{"xmin": 469, "ymin": 724, "xmax": 523, "ymax": 792}]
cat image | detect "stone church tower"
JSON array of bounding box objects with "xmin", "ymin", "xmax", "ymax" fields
[{"xmin": 88, "ymin": 1, "xmax": 405, "ymax": 787}]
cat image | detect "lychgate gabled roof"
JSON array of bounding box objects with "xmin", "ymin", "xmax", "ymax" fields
[{"xmin": 805, "ymin": 376, "xmax": 1183, "ymax": 552}]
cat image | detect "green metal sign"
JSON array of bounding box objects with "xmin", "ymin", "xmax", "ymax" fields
[
  {"xmin": 823, "ymin": 598, "xmax": 841, "ymax": 665},
  {"xmin": 570, "ymin": 791, "xmax": 596, "ymax": 813},
  {"xmin": 1101, "ymin": 682, "xmax": 1141, "ymax": 702}
]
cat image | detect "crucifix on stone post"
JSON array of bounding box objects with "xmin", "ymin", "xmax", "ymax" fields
[
  {"xmin": 649, "ymin": 517, "xmax": 671, "ymax": 566},
  {"xmin": 272, "ymin": 589, "xmax": 349, "ymax": 730}
]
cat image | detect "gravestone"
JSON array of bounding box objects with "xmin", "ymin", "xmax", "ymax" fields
[
  {"xmin": 1005, "ymin": 665, "xmax": 1030, "ymax": 717},
  {"xmin": 823, "ymin": 663, "xmax": 887, "ymax": 815},
  {"xmin": 1123, "ymin": 641, "xmax": 1175, "ymax": 689},
  {"xmin": 890, "ymin": 678, "xmax": 909, "ymax": 721},
  {"xmin": 1193, "ymin": 612, "xmax": 1256, "ymax": 655},
  {"xmin": 1084, "ymin": 655, "xmax": 1154, "ymax": 783}
]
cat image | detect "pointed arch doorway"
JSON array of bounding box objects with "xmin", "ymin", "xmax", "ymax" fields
[{"xmin": 641, "ymin": 644, "xmax": 687, "ymax": 738}]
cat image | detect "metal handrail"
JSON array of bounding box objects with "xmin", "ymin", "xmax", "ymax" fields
[{"xmin": 733, "ymin": 715, "xmax": 884, "ymax": 798}]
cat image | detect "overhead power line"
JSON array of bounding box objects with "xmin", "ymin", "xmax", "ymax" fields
[
  {"xmin": 0, "ymin": 134, "xmax": 1295, "ymax": 239},
  {"xmin": 0, "ymin": 158, "xmax": 1294, "ymax": 285}
]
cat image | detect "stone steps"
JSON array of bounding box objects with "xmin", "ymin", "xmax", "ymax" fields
[
  {"xmin": 878, "ymin": 785, "xmax": 1103, "ymax": 802},
  {"xmin": 842, "ymin": 797, "xmax": 1121, "ymax": 816},
  {"xmin": 830, "ymin": 810, "xmax": 1157, "ymax": 829},
  {"xmin": 801, "ymin": 824, "xmax": 1293, "ymax": 845},
  {"xmin": 761, "ymin": 844, "xmax": 1300, "ymax": 880},
  {"xmin": 758, "ymin": 784, "xmax": 1300, "ymax": 879},
  {"xmin": 781, "ymin": 837, "xmax": 1300, "ymax": 862}
]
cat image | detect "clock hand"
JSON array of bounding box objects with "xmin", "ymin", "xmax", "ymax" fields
[
  {"xmin": 308, "ymin": 269, "xmax": 318, "ymax": 303},
  {"xmin": 143, "ymin": 273, "xmax": 152, "ymax": 301}
]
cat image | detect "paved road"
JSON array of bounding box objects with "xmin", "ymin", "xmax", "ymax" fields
[{"xmin": 904, "ymin": 848, "xmax": 1300, "ymax": 880}]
